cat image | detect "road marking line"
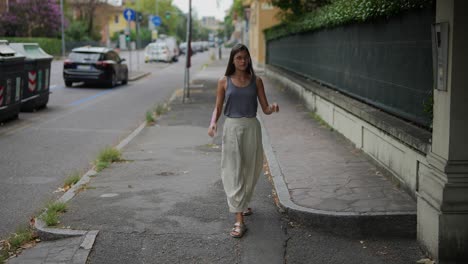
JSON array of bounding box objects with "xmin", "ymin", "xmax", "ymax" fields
[
  {"xmin": 50, "ymin": 84, "xmax": 60, "ymax": 91},
  {"xmin": 69, "ymin": 90, "xmax": 112, "ymax": 106}
]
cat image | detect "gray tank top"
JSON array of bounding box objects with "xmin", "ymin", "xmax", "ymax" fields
[{"xmin": 224, "ymin": 75, "xmax": 258, "ymax": 118}]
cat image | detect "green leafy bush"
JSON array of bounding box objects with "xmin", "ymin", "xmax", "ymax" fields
[
  {"xmin": 265, "ymin": 0, "xmax": 433, "ymax": 41},
  {"xmin": 65, "ymin": 20, "xmax": 93, "ymax": 41}
]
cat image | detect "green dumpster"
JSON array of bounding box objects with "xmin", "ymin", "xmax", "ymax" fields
[
  {"xmin": 0, "ymin": 40, "xmax": 25, "ymax": 122},
  {"xmin": 10, "ymin": 43, "xmax": 53, "ymax": 111}
]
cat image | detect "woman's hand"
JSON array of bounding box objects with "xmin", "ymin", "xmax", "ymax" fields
[
  {"xmin": 208, "ymin": 123, "xmax": 217, "ymax": 137},
  {"xmin": 268, "ymin": 103, "xmax": 279, "ymax": 114}
]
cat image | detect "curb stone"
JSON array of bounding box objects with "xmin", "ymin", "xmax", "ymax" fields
[{"xmin": 128, "ymin": 71, "xmax": 151, "ymax": 81}]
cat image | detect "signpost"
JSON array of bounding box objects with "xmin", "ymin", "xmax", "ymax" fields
[
  {"xmin": 151, "ymin": 16, "xmax": 161, "ymax": 27},
  {"xmin": 123, "ymin": 8, "xmax": 136, "ymax": 21},
  {"xmin": 150, "ymin": 15, "xmax": 161, "ymax": 41},
  {"xmin": 152, "ymin": 30, "xmax": 158, "ymax": 41},
  {"xmin": 123, "ymin": 8, "xmax": 136, "ymax": 72}
]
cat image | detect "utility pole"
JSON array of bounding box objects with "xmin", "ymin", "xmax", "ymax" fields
[
  {"xmin": 127, "ymin": 19, "xmax": 132, "ymax": 72},
  {"xmin": 60, "ymin": 0, "xmax": 65, "ymax": 58},
  {"xmin": 155, "ymin": 0, "xmax": 158, "ymax": 16},
  {"xmin": 183, "ymin": 0, "xmax": 192, "ymax": 103},
  {"xmin": 136, "ymin": 1, "xmax": 141, "ymax": 71},
  {"xmin": 154, "ymin": 0, "xmax": 159, "ymax": 42}
]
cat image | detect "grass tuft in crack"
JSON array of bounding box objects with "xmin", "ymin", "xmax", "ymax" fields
[
  {"xmin": 154, "ymin": 103, "xmax": 169, "ymax": 116},
  {"xmin": 94, "ymin": 147, "xmax": 122, "ymax": 172},
  {"xmin": 40, "ymin": 202, "xmax": 67, "ymax": 226},
  {"xmin": 63, "ymin": 171, "xmax": 81, "ymax": 189},
  {"xmin": 0, "ymin": 226, "xmax": 38, "ymax": 263},
  {"xmin": 146, "ymin": 110, "xmax": 155, "ymax": 124}
]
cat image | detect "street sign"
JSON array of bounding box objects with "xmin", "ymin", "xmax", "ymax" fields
[
  {"xmin": 123, "ymin": 8, "xmax": 136, "ymax": 21},
  {"xmin": 151, "ymin": 16, "xmax": 161, "ymax": 26}
]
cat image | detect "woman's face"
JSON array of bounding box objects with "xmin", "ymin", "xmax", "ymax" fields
[{"xmin": 233, "ymin": 50, "xmax": 250, "ymax": 71}]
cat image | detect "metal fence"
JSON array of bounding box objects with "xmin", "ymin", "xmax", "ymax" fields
[{"xmin": 267, "ymin": 8, "xmax": 434, "ymax": 127}]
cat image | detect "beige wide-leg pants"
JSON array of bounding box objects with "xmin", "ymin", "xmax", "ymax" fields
[{"xmin": 221, "ymin": 117, "xmax": 264, "ymax": 213}]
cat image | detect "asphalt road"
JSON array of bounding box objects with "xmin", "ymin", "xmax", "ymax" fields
[{"xmin": 0, "ymin": 49, "xmax": 212, "ymax": 238}]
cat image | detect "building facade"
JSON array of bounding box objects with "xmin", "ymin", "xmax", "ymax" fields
[
  {"xmin": 244, "ymin": 0, "xmax": 280, "ymax": 67},
  {"xmin": 201, "ymin": 16, "xmax": 221, "ymax": 31},
  {"xmin": 0, "ymin": 0, "xmax": 8, "ymax": 13}
]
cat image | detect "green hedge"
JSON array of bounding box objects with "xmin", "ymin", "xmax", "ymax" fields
[
  {"xmin": 265, "ymin": 0, "xmax": 433, "ymax": 41},
  {"xmin": 2, "ymin": 37, "xmax": 62, "ymax": 56}
]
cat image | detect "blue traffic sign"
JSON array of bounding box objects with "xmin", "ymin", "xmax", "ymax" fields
[
  {"xmin": 123, "ymin": 8, "xmax": 136, "ymax": 21},
  {"xmin": 151, "ymin": 16, "xmax": 161, "ymax": 26}
]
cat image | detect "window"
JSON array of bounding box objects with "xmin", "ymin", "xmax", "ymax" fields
[
  {"xmin": 114, "ymin": 15, "xmax": 119, "ymax": 24},
  {"xmin": 69, "ymin": 52, "xmax": 101, "ymax": 62},
  {"xmin": 106, "ymin": 51, "xmax": 120, "ymax": 62}
]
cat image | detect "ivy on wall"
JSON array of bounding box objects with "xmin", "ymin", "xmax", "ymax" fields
[{"xmin": 265, "ymin": 0, "xmax": 433, "ymax": 41}]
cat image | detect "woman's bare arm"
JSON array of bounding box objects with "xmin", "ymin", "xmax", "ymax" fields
[
  {"xmin": 256, "ymin": 77, "xmax": 279, "ymax": 115},
  {"xmin": 208, "ymin": 77, "xmax": 226, "ymax": 137}
]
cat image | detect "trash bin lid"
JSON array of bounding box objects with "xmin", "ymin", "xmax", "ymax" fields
[
  {"xmin": 9, "ymin": 43, "xmax": 53, "ymax": 60},
  {"xmin": 0, "ymin": 40, "xmax": 25, "ymax": 61}
]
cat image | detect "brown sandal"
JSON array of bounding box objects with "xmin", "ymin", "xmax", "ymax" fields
[
  {"xmin": 230, "ymin": 222, "xmax": 247, "ymax": 238},
  {"xmin": 242, "ymin": 208, "xmax": 253, "ymax": 216}
]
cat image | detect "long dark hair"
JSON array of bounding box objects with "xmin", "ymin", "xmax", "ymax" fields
[{"xmin": 224, "ymin": 43, "xmax": 255, "ymax": 77}]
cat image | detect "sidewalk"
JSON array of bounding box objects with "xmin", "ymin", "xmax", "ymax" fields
[
  {"xmin": 259, "ymin": 74, "xmax": 416, "ymax": 237},
  {"xmin": 7, "ymin": 51, "xmax": 418, "ymax": 263}
]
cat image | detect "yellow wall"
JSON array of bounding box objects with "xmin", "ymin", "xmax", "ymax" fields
[
  {"xmin": 95, "ymin": 5, "xmax": 128, "ymax": 44},
  {"xmin": 70, "ymin": 3, "xmax": 127, "ymax": 45},
  {"xmin": 108, "ymin": 13, "xmax": 128, "ymax": 37},
  {"xmin": 247, "ymin": 0, "xmax": 281, "ymax": 65}
]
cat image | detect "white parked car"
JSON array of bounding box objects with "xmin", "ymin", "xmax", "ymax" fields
[
  {"xmin": 160, "ymin": 36, "xmax": 179, "ymax": 61},
  {"xmin": 179, "ymin": 42, "xmax": 194, "ymax": 55},
  {"xmin": 144, "ymin": 41, "xmax": 177, "ymax": 63}
]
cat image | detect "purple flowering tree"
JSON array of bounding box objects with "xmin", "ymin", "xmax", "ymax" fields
[{"xmin": 0, "ymin": 0, "xmax": 62, "ymax": 37}]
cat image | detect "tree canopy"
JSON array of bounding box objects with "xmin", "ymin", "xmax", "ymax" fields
[{"xmin": 270, "ymin": 0, "xmax": 330, "ymax": 20}]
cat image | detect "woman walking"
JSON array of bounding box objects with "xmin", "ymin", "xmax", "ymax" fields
[{"xmin": 208, "ymin": 44, "xmax": 279, "ymax": 238}]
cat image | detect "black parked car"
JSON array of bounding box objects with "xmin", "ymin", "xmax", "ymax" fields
[{"xmin": 63, "ymin": 46, "xmax": 128, "ymax": 88}]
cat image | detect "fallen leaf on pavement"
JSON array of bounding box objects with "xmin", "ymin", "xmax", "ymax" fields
[
  {"xmin": 20, "ymin": 242, "xmax": 35, "ymax": 249},
  {"xmin": 416, "ymin": 258, "xmax": 434, "ymax": 264},
  {"xmin": 53, "ymin": 186, "xmax": 69, "ymax": 193}
]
